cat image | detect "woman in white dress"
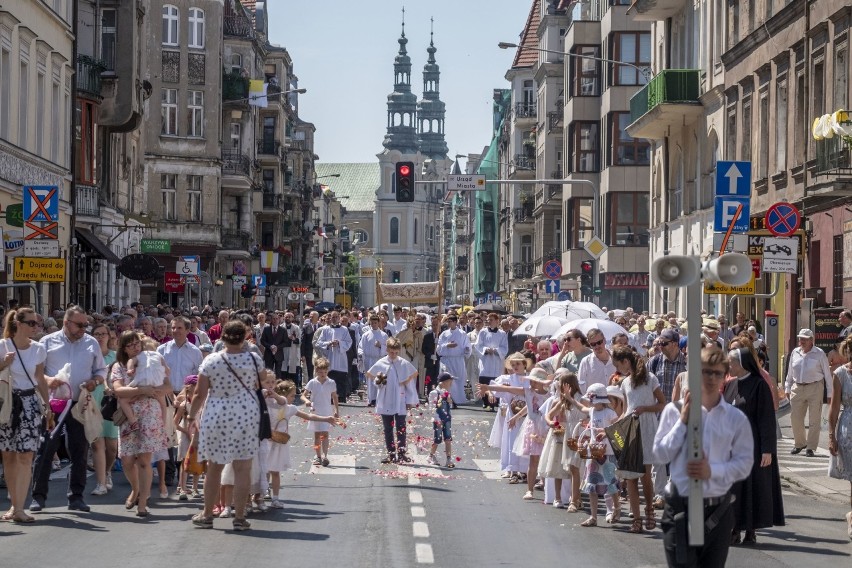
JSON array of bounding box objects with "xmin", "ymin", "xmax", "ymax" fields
[
  {"xmin": 612, "ymin": 346, "xmax": 665, "ymax": 533},
  {"xmin": 187, "ymin": 320, "xmax": 261, "ymax": 531},
  {"xmin": 828, "ymin": 336, "xmax": 852, "ymax": 539}
]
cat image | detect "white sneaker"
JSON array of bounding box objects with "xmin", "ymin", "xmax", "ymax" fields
[
  {"xmin": 523, "ymin": 491, "xmax": 535, "ymax": 500},
  {"xmin": 105, "ymin": 473, "xmax": 113, "ymax": 491},
  {"xmin": 159, "ymin": 490, "xmax": 169, "ymax": 499},
  {"xmin": 270, "ymin": 498, "xmax": 284, "ymax": 509},
  {"xmin": 426, "ymin": 454, "xmax": 439, "ymax": 466},
  {"xmin": 219, "ymin": 506, "xmax": 232, "ymax": 518},
  {"xmin": 91, "ymin": 484, "xmax": 108, "ymax": 496},
  {"xmin": 553, "ymin": 500, "xmax": 564, "ymax": 509}
]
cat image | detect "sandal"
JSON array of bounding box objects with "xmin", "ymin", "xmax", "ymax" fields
[
  {"xmin": 644, "ymin": 506, "xmax": 657, "ymax": 530},
  {"xmin": 580, "ymin": 516, "xmax": 597, "ymax": 527},
  {"xmin": 567, "ymin": 501, "xmax": 580, "ymax": 513},
  {"xmin": 125, "ymin": 496, "xmax": 139, "ymax": 510},
  {"xmin": 11, "ymin": 513, "xmax": 36, "ymax": 523},
  {"xmin": 508, "ymin": 474, "xmax": 521, "ymax": 484},
  {"xmin": 846, "ymin": 511, "xmax": 852, "ymax": 540},
  {"xmin": 629, "ymin": 519, "xmax": 644, "ymax": 533},
  {"xmin": 191, "ymin": 513, "xmax": 214, "ymax": 529},
  {"xmin": 2, "ymin": 508, "xmax": 15, "ymax": 521},
  {"xmin": 232, "ymin": 518, "xmax": 251, "ymax": 531}
]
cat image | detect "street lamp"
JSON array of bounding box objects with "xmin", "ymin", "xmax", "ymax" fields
[
  {"xmin": 498, "ymin": 42, "xmax": 651, "ymax": 81},
  {"xmin": 230, "ymin": 87, "xmax": 307, "ymax": 105}
]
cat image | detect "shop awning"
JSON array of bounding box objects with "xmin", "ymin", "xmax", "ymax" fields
[{"xmin": 75, "ymin": 228, "xmax": 121, "ymax": 264}]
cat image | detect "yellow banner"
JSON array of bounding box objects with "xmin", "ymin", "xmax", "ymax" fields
[
  {"xmin": 704, "ymin": 274, "xmax": 755, "ymax": 295},
  {"xmin": 13, "ymin": 257, "xmax": 66, "ymax": 282},
  {"xmin": 377, "ymin": 281, "xmax": 440, "ymax": 305}
]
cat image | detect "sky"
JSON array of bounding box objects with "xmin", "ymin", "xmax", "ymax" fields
[{"xmin": 269, "ymin": 0, "xmax": 535, "ymax": 164}]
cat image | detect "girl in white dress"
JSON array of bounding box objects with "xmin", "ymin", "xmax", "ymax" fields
[
  {"xmin": 265, "ymin": 379, "xmax": 342, "ymax": 509},
  {"xmin": 301, "ymin": 357, "xmax": 339, "ymax": 467},
  {"xmin": 541, "ymin": 372, "xmax": 585, "ymax": 509}
]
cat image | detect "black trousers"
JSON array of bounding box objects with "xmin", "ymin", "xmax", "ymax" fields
[
  {"xmin": 301, "ymin": 355, "xmax": 313, "ymax": 389},
  {"xmin": 661, "ymin": 497, "xmax": 735, "ymax": 568},
  {"xmin": 329, "ymin": 370, "xmax": 350, "ymax": 402},
  {"xmin": 32, "ymin": 405, "xmax": 88, "ymax": 502},
  {"xmin": 479, "ymin": 376, "xmax": 498, "ymax": 408},
  {"xmin": 265, "ymin": 357, "xmax": 283, "ymax": 380},
  {"xmin": 381, "ymin": 414, "xmax": 408, "ymax": 455}
]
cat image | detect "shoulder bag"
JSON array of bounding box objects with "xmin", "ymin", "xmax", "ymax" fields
[{"xmin": 222, "ymin": 352, "xmax": 272, "ymax": 440}]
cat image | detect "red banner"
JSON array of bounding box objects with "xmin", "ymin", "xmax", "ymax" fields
[{"xmin": 164, "ymin": 271, "xmax": 185, "ymax": 293}]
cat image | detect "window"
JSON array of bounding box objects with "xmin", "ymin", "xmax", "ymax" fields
[
  {"xmin": 354, "ymin": 229, "xmax": 369, "ymax": 245},
  {"xmin": 427, "ymin": 226, "xmax": 434, "ymax": 247},
  {"xmin": 570, "ymin": 121, "xmax": 599, "ymax": 173},
  {"xmin": 554, "ymin": 217, "xmax": 562, "ymax": 251},
  {"xmin": 101, "ymin": 8, "xmax": 116, "ymax": 70},
  {"xmin": 51, "ymin": 81, "xmax": 59, "ymax": 162},
  {"xmin": 571, "ymin": 46, "xmax": 600, "ymax": 97},
  {"xmin": 229, "ymin": 121, "xmax": 241, "ymax": 149},
  {"xmin": 725, "ymin": 96, "xmax": 737, "ymax": 159},
  {"xmin": 521, "ymin": 235, "xmax": 532, "ymax": 264},
  {"xmin": 728, "ymin": 1, "xmax": 739, "ymax": 49},
  {"xmin": 611, "ymin": 32, "xmax": 650, "ymax": 86},
  {"xmin": 812, "ymin": 60, "xmax": 824, "ymax": 117},
  {"xmin": 522, "ymin": 80, "xmax": 535, "ymax": 105},
  {"xmin": 19, "ymin": 61, "xmax": 27, "ymax": 147},
  {"xmin": 188, "ymin": 8, "xmax": 204, "ymax": 48},
  {"xmin": 610, "ymin": 112, "xmax": 650, "ymax": 165},
  {"xmin": 36, "ymin": 71, "xmax": 44, "ymax": 155},
  {"xmin": 262, "ymin": 169, "xmax": 275, "ymax": 192},
  {"xmin": 609, "ymin": 193, "xmax": 650, "ymax": 246},
  {"xmin": 775, "ymin": 77, "xmax": 787, "ymax": 172},
  {"xmin": 413, "ymin": 217, "xmax": 418, "ymax": 245},
  {"xmin": 741, "ymin": 93, "xmax": 752, "ymax": 162},
  {"xmin": 162, "ymin": 5, "xmax": 179, "ymax": 46},
  {"xmin": 161, "ymin": 88, "xmax": 177, "ymax": 135},
  {"xmin": 835, "ymin": 44, "xmax": 847, "ymax": 110},
  {"xmin": 161, "ymin": 174, "xmax": 176, "ymax": 220},
  {"xmin": 0, "ymin": 47, "xmax": 9, "ymax": 139},
  {"xmin": 833, "ymin": 235, "xmax": 844, "ymax": 304},
  {"xmin": 568, "ymin": 198, "xmax": 593, "ymax": 248},
  {"xmin": 757, "ymin": 90, "xmax": 769, "ymax": 179},
  {"xmin": 74, "ymin": 100, "xmax": 96, "ymax": 183},
  {"xmin": 187, "ymin": 175, "xmax": 202, "ymax": 221},
  {"xmin": 794, "ymin": 71, "xmax": 805, "ymax": 165},
  {"xmin": 390, "ymin": 217, "xmax": 400, "ymax": 244},
  {"xmin": 261, "ymin": 222, "xmax": 274, "ymax": 248},
  {"xmin": 230, "ymin": 53, "xmax": 242, "ymax": 75},
  {"xmin": 187, "ymin": 90, "xmax": 203, "ymax": 137}
]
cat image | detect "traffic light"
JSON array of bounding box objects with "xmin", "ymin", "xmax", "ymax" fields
[
  {"xmin": 240, "ymin": 281, "xmax": 256, "ymax": 299},
  {"xmin": 395, "ymin": 161, "xmax": 415, "ymax": 202},
  {"xmin": 580, "ymin": 260, "xmax": 594, "ymax": 297}
]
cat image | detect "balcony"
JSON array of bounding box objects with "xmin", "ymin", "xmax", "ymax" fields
[
  {"xmin": 76, "ymin": 183, "xmax": 100, "ymax": 217},
  {"xmin": 262, "ymin": 193, "xmax": 281, "ymax": 210},
  {"xmin": 568, "ymin": 1, "xmax": 602, "ymax": 24},
  {"xmin": 513, "ymin": 206, "xmax": 534, "ymax": 224},
  {"xmin": 513, "ymin": 154, "xmax": 536, "ymax": 171},
  {"xmin": 628, "ymin": 0, "xmax": 688, "ymax": 22},
  {"xmin": 76, "ymin": 55, "xmax": 106, "ymax": 100},
  {"xmin": 815, "ymin": 137, "xmax": 852, "ymax": 176},
  {"xmin": 221, "ymin": 150, "xmax": 252, "ymax": 177},
  {"xmin": 512, "ymin": 262, "xmax": 535, "ymax": 280},
  {"xmin": 626, "ymin": 69, "xmax": 703, "ymax": 140},
  {"xmin": 514, "ymin": 102, "xmax": 537, "ymax": 120},
  {"xmin": 257, "ymin": 139, "xmax": 281, "ymax": 156},
  {"xmin": 221, "ymin": 228, "xmax": 252, "ymax": 251},
  {"xmin": 223, "ymin": 73, "xmax": 249, "ymax": 105},
  {"xmin": 224, "ymin": 14, "xmax": 255, "ymax": 38}
]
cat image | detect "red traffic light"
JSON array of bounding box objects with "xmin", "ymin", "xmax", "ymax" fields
[
  {"xmin": 580, "ymin": 261, "xmax": 593, "ymax": 273},
  {"xmin": 399, "ymin": 164, "xmax": 411, "ymax": 176}
]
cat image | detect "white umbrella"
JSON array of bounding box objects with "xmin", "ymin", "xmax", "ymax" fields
[
  {"xmin": 550, "ymin": 318, "xmax": 633, "ymax": 343},
  {"xmin": 515, "ymin": 315, "xmax": 569, "ymax": 338},
  {"xmin": 531, "ymin": 300, "xmax": 606, "ymax": 320}
]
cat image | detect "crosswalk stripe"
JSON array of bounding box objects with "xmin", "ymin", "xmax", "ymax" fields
[{"xmin": 308, "ymin": 454, "xmax": 357, "ymax": 475}]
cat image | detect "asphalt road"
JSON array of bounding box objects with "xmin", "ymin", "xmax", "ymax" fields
[{"xmin": 1, "ymin": 401, "xmax": 850, "ymax": 567}]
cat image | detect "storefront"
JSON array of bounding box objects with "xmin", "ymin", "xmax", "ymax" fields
[{"xmin": 599, "ymin": 272, "xmax": 649, "ymax": 313}]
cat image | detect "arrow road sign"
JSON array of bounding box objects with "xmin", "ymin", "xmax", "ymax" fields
[
  {"xmin": 715, "ymin": 161, "xmax": 751, "ymax": 196},
  {"xmin": 545, "ymin": 279, "xmax": 560, "ymax": 294}
]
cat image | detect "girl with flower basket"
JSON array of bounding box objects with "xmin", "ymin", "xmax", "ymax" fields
[
  {"xmin": 577, "ymin": 383, "xmax": 621, "ymax": 527},
  {"xmin": 540, "ymin": 372, "xmax": 586, "ymax": 511}
]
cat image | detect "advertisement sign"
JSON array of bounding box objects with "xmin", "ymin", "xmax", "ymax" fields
[
  {"xmin": 813, "ymin": 307, "xmax": 845, "ymax": 352},
  {"xmin": 164, "ymin": 272, "xmax": 184, "ymax": 293},
  {"xmin": 140, "ymin": 239, "xmax": 171, "ymax": 254}
]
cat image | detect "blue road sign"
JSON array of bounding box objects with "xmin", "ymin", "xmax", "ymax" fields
[
  {"xmin": 23, "ymin": 185, "xmax": 59, "ymax": 222},
  {"xmin": 557, "ymin": 291, "xmax": 570, "ymax": 301},
  {"xmin": 715, "ymin": 161, "xmax": 752, "ymax": 197},
  {"xmin": 253, "ymin": 274, "xmax": 267, "ymax": 288},
  {"xmin": 545, "ymin": 279, "xmax": 560, "ymax": 294},
  {"xmin": 543, "ymin": 260, "xmax": 562, "ymax": 280},
  {"xmin": 714, "ymin": 196, "xmax": 751, "ymax": 233}
]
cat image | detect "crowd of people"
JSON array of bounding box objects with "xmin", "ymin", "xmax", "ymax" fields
[{"xmin": 0, "ymin": 300, "xmax": 849, "ymax": 551}]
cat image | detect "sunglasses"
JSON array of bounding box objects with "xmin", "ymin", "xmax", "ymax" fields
[
  {"xmin": 590, "ymin": 339, "xmax": 605, "ymax": 347},
  {"xmin": 20, "ymin": 320, "xmax": 40, "ymax": 327},
  {"xmin": 67, "ymin": 320, "xmax": 88, "ymax": 329},
  {"xmin": 658, "ymin": 341, "xmax": 670, "ymax": 347}
]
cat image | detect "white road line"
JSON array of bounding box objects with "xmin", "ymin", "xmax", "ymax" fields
[
  {"xmin": 415, "ymin": 543, "xmax": 434, "ymax": 564},
  {"xmin": 410, "ymin": 506, "xmax": 426, "ymax": 518},
  {"xmin": 409, "ymin": 490, "xmax": 424, "ymax": 504},
  {"xmin": 783, "ymin": 466, "xmax": 831, "ymax": 474},
  {"xmin": 473, "ymin": 458, "xmax": 504, "ymax": 480},
  {"xmin": 308, "ymin": 454, "xmax": 357, "ymax": 475},
  {"xmin": 412, "ymin": 521, "xmax": 430, "ymax": 538},
  {"xmin": 408, "ymin": 474, "xmax": 421, "ymax": 485}
]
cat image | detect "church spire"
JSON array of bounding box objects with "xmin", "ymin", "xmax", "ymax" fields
[
  {"xmin": 383, "ymin": 7, "xmax": 419, "ymax": 154},
  {"xmin": 417, "ymin": 17, "xmax": 448, "ymax": 159}
]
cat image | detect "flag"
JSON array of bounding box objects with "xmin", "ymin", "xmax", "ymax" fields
[
  {"xmin": 248, "ymin": 80, "xmax": 268, "ymax": 108},
  {"xmin": 316, "ymin": 226, "xmax": 327, "ymax": 238},
  {"xmin": 259, "ymin": 251, "xmax": 278, "ymax": 272}
]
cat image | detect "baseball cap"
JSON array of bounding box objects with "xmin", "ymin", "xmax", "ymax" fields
[
  {"xmin": 797, "ymin": 328, "xmax": 814, "ymax": 339},
  {"xmin": 660, "ymin": 328, "xmax": 679, "ymax": 343},
  {"xmin": 437, "ymin": 372, "xmax": 454, "ymax": 383}
]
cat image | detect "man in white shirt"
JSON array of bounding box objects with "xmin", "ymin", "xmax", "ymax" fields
[
  {"xmin": 314, "ymin": 311, "xmax": 353, "ymax": 402},
  {"xmin": 576, "ymin": 329, "xmax": 615, "ymax": 394},
  {"xmin": 784, "ymin": 328, "xmax": 833, "ymax": 456},
  {"xmin": 436, "ymin": 314, "xmax": 472, "ymax": 406},
  {"xmin": 359, "ymin": 314, "xmax": 388, "ymax": 406},
  {"xmin": 653, "ymin": 346, "xmax": 753, "ymax": 567},
  {"xmin": 632, "ymin": 316, "xmax": 651, "ymax": 356},
  {"xmin": 475, "ymin": 312, "xmax": 508, "ymax": 410},
  {"xmin": 390, "ymin": 306, "xmax": 407, "ymax": 335}
]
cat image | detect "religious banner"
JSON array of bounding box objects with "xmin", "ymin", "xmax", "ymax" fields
[{"xmin": 377, "ymin": 281, "xmax": 441, "ymax": 305}]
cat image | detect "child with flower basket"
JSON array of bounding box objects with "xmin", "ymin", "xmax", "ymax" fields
[
  {"xmin": 577, "ymin": 383, "xmax": 620, "ymax": 527},
  {"xmin": 540, "ymin": 372, "xmax": 585, "ymax": 509},
  {"xmin": 427, "ymin": 373, "xmax": 455, "ymax": 468}
]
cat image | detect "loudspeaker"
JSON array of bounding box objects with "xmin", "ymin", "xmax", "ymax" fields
[
  {"xmin": 702, "ymin": 253, "xmax": 752, "ymax": 286},
  {"xmin": 650, "ymin": 255, "xmax": 701, "ymax": 287}
]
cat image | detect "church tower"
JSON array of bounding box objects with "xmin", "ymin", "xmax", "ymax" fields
[
  {"xmin": 417, "ymin": 23, "xmax": 448, "ymax": 159},
  {"xmin": 382, "ymin": 18, "xmax": 419, "ymax": 154}
]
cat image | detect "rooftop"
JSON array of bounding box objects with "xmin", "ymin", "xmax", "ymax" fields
[
  {"xmin": 512, "ymin": 0, "xmax": 541, "ymax": 69},
  {"xmin": 315, "ymin": 163, "xmax": 381, "ymax": 213}
]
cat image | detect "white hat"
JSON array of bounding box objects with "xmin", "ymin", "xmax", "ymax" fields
[
  {"xmin": 606, "ymin": 385, "xmax": 625, "ymax": 401},
  {"xmin": 583, "ymin": 383, "xmax": 609, "ymax": 404},
  {"xmin": 797, "ymin": 328, "xmax": 814, "ymax": 339}
]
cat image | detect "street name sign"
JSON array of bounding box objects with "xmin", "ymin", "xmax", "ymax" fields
[
  {"xmin": 447, "ymin": 174, "xmax": 486, "ymax": 191},
  {"xmin": 13, "ymin": 257, "xmax": 65, "ymax": 282}
]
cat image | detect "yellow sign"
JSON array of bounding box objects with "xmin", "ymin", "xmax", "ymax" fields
[
  {"xmin": 360, "ymin": 267, "xmax": 376, "ymax": 277},
  {"xmin": 13, "ymin": 257, "xmax": 66, "ymax": 282},
  {"xmin": 704, "ymin": 274, "xmax": 755, "ymax": 295}
]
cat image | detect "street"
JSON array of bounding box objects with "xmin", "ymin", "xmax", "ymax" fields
[{"xmin": 1, "ymin": 400, "xmax": 850, "ymax": 568}]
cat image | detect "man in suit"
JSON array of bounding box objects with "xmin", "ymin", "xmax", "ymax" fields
[
  {"xmin": 301, "ymin": 310, "xmax": 319, "ymax": 388},
  {"xmin": 421, "ymin": 314, "xmax": 443, "ymax": 397},
  {"xmin": 260, "ymin": 312, "xmax": 287, "ymax": 379}
]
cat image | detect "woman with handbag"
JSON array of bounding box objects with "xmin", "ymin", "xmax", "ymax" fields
[
  {"xmin": 111, "ymin": 331, "xmax": 170, "ymax": 518},
  {"xmin": 187, "ymin": 320, "xmax": 262, "ymax": 531},
  {"xmin": 89, "ymin": 323, "xmax": 118, "ymax": 496},
  {"xmin": 0, "ymin": 308, "xmax": 50, "ymax": 523}
]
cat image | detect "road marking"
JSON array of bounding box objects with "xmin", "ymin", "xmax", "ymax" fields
[
  {"xmin": 412, "ymin": 521, "xmax": 430, "ymax": 538},
  {"xmin": 409, "ymin": 490, "xmax": 424, "ymax": 504},
  {"xmin": 308, "ymin": 454, "xmax": 356, "ymax": 475},
  {"xmin": 408, "ymin": 474, "xmax": 421, "ymax": 485},
  {"xmin": 411, "ymin": 506, "xmax": 426, "ymax": 518},
  {"xmin": 473, "ymin": 458, "xmax": 504, "ymax": 480},
  {"xmin": 415, "ymin": 543, "xmax": 434, "ymax": 564},
  {"xmin": 783, "ymin": 466, "xmax": 830, "ymax": 474}
]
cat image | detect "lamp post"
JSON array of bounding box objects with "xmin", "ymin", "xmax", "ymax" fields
[{"xmin": 497, "ymin": 42, "xmax": 651, "ymax": 81}]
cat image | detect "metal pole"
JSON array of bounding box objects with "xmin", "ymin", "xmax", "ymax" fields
[{"xmin": 685, "ymin": 280, "xmax": 704, "ymax": 546}]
